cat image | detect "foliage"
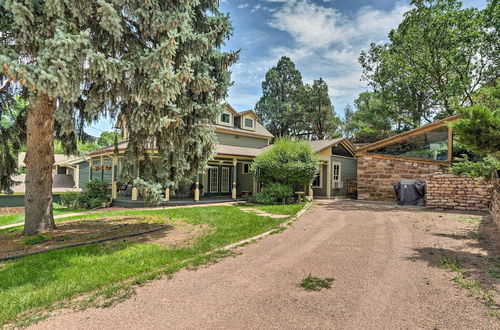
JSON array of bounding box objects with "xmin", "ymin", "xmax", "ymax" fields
[
  {"xmin": 358, "ymin": 0, "xmax": 498, "ymax": 127},
  {"xmin": 134, "ymin": 178, "xmax": 164, "ymax": 206},
  {"xmin": 97, "ymin": 131, "xmax": 120, "ymax": 148},
  {"xmin": 77, "ymin": 180, "xmax": 109, "ymax": 209},
  {"xmin": 452, "ymin": 81, "xmax": 500, "ymax": 156},
  {"xmin": 23, "ymin": 234, "xmax": 51, "ymax": 246},
  {"xmin": 342, "ymin": 92, "xmax": 394, "ymax": 143},
  {"xmin": 253, "ymin": 183, "xmax": 293, "ymax": 205},
  {"xmin": 450, "ymin": 155, "xmax": 499, "ymax": 179},
  {"xmin": 299, "ymin": 78, "xmax": 341, "ymax": 140},
  {"xmin": 60, "ymin": 192, "xmax": 81, "ymax": 208},
  {"xmin": 298, "ymin": 274, "xmax": 335, "ymax": 291},
  {"xmin": 251, "ymin": 138, "xmax": 319, "ymax": 189},
  {"xmin": 255, "ymin": 56, "xmax": 304, "ymax": 137}
]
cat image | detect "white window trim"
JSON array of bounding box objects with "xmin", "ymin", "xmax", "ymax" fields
[
  {"xmin": 312, "ymin": 166, "xmax": 323, "ymax": 188},
  {"xmin": 331, "ymin": 162, "xmax": 342, "ymax": 189},
  {"xmin": 218, "ymin": 111, "xmax": 233, "ymax": 127},
  {"xmin": 242, "ymin": 162, "xmax": 251, "ymax": 175},
  {"xmin": 242, "ymin": 115, "xmax": 255, "ymax": 130}
]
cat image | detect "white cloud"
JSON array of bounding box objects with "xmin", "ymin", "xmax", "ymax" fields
[{"xmin": 237, "ymin": 3, "xmax": 249, "ymax": 9}]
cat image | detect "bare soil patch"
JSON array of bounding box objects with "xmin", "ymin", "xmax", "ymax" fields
[
  {"xmin": 0, "ymin": 207, "xmax": 24, "ymax": 216},
  {"xmin": 0, "ymin": 216, "xmax": 208, "ymax": 260}
]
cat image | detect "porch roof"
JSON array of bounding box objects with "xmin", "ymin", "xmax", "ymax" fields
[{"xmin": 87, "ymin": 140, "xmax": 267, "ymax": 158}]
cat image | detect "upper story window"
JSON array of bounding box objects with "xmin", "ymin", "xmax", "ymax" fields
[
  {"xmin": 244, "ymin": 118, "xmax": 254, "ymax": 129},
  {"xmin": 221, "ymin": 113, "xmax": 231, "ymax": 123}
]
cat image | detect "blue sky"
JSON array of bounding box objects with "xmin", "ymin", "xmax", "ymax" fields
[{"xmin": 86, "ymin": 0, "xmax": 487, "ymax": 136}]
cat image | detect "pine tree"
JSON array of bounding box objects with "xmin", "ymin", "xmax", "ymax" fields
[
  {"xmin": 0, "ymin": 1, "xmax": 237, "ymax": 234},
  {"xmin": 255, "ymin": 56, "xmax": 304, "ymax": 137},
  {"xmin": 300, "ymin": 78, "xmax": 341, "ymax": 140}
]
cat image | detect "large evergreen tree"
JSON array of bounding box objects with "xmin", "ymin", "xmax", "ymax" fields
[
  {"xmin": 299, "ymin": 78, "xmax": 341, "ymax": 140},
  {"xmin": 0, "ymin": 1, "xmax": 237, "ymax": 234},
  {"xmin": 255, "ymin": 56, "xmax": 304, "ymax": 137}
]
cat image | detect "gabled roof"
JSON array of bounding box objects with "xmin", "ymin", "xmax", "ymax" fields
[
  {"xmin": 356, "ymin": 115, "xmax": 460, "ymax": 153},
  {"xmin": 236, "ymin": 109, "xmax": 261, "ymax": 121},
  {"xmin": 307, "ymin": 138, "xmax": 356, "ymax": 156},
  {"xmin": 214, "ymin": 122, "xmax": 273, "ymax": 138}
]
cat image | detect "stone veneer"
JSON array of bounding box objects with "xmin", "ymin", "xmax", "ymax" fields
[
  {"xmin": 357, "ymin": 155, "xmax": 448, "ymax": 202},
  {"xmin": 426, "ymin": 174, "xmax": 493, "ymax": 211}
]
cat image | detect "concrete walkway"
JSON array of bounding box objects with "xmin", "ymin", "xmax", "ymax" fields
[{"xmin": 32, "ymin": 200, "xmax": 497, "ymax": 329}]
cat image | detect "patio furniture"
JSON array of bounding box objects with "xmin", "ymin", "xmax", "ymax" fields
[{"xmin": 241, "ymin": 191, "xmax": 251, "ymax": 198}]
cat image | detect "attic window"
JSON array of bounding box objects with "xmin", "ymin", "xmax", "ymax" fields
[
  {"xmin": 221, "ymin": 113, "xmax": 230, "ymax": 123},
  {"xmin": 244, "ymin": 118, "xmax": 253, "ymax": 128}
]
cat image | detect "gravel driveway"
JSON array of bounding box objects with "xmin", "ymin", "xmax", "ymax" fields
[{"xmin": 33, "ymin": 200, "xmax": 499, "ymax": 329}]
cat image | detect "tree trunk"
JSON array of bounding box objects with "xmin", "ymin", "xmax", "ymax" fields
[{"xmin": 24, "ymin": 93, "xmax": 56, "ymax": 235}]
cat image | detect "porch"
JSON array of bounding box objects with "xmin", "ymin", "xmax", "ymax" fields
[{"xmin": 112, "ymin": 196, "xmax": 246, "ymax": 208}]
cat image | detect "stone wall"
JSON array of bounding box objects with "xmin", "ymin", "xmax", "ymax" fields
[
  {"xmin": 491, "ymin": 171, "xmax": 500, "ymax": 226},
  {"xmin": 357, "ymin": 155, "xmax": 448, "ymax": 201},
  {"xmin": 426, "ymin": 174, "xmax": 493, "ymax": 211}
]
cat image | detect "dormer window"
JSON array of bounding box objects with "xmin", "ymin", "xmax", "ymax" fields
[
  {"xmin": 244, "ymin": 118, "xmax": 254, "ymax": 129},
  {"xmin": 221, "ymin": 113, "xmax": 230, "ymax": 123}
]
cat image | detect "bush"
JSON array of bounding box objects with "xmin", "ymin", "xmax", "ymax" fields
[
  {"xmin": 450, "ymin": 155, "xmax": 499, "ymax": 179},
  {"xmin": 77, "ymin": 179, "xmax": 110, "ymax": 209},
  {"xmin": 253, "ymin": 183, "xmax": 293, "ymax": 205},
  {"xmin": 251, "ymin": 138, "xmax": 319, "ymax": 189},
  {"xmin": 60, "ymin": 192, "xmax": 81, "ymax": 208},
  {"xmin": 134, "ymin": 178, "xmax": 164, "ymax": 206}
]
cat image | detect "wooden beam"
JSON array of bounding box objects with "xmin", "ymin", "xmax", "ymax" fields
[{"xmin": 447, "ymin": 126, "xmax": 453, "ymax": 162}]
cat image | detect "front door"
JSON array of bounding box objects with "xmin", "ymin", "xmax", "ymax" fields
[{"xmin": 207, "ymin": 166, "xmax": 232, "ymax": 196}]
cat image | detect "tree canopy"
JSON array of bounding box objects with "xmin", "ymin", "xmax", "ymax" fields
[
  {"xmin": 358, "ymin": 0, "xmax": 498, "ymax": 130},
  {"xmin": 255, "ymin": 56, "xmax": 304, "ymax": 137}
]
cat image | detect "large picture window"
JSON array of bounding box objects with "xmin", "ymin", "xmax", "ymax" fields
[{"xmin": 367, "ymin": 126, "xmax": 449, "ymax": 161}]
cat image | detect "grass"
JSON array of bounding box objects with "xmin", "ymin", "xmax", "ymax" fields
[
  {"xmin": 0, "ymin": 203, "xmax": 304, "ymax": 326},
  {"xmin": 298, "ymin": 273, "xmax": 335, "ymax": 291},
  {"xmin": 23, "ymin": 234, "xmax": 51, "ymax": 246},
  {"xmin": 246, "ymin": 203, "xmax": 305, "ymax": 215},
  {"xmin": 0, "ymin": 204, "xmax": 86, "ymax": 227}
]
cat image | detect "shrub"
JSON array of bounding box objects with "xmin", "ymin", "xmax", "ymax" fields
[
  {"xmin": 77, "ymin": 179, "xmax": 110, "ymax": 209},
  {"xmin": 60, "ymin": 192, "xmax": 81, "ymax": 208},
  {"xmin": 134, "ymin": 178, "xmax": 164, "ymax": 206},
  {"xmin": 450, "ymin": 155, "xmax": 499, "ymax": 179},
  {"xmin": 253, "ymin": 183, "xmax": 293, "ymax": 205},
  {"xmin": 251, "ymin": 138, "xmax": 319, "ymax": 189}
]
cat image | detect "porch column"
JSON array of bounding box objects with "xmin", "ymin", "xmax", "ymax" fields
[
  {"xmin": 111, "ymin": 156, "xmax": 117, "ymax": 199},
  {"xmin": 100, "ymin": 156, "xmax": 104, "ymax": 180},
  {"xmin": 75, "ymin": 165, "xmax": 80, "ymax": 189},
  {"xmin": 326, "ymin": 161, "xmax": 332, "ymax": 199},
  {"xmin": 232, "ymin": 158, "xmax": 237, "ymax": 199},
  {"xmin": 131, "ymin": 187, "xmax": 138, "ymax": 201},
  {"xmin": 165, "ymin": 188, "xmax": 170, "ymax": 201},
  {"xmin": 252, "ymin": 177, "xmax": 257, "ymax": 196},
  {"xmin": 194, "ymin": 173, "xmax": 200, "ymax": 201},
  {"xmin": 308, "ymin": 184, "xmax": 313, "ymax": 200}
]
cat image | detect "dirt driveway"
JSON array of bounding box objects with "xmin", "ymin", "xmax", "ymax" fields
[{"xmin": 33, "ymin": 200, "xmax": 499, "ymax": 329}]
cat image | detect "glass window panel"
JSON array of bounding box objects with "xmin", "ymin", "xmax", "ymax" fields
[
  {"xmin": 244, "ymin": 118, "xmax": 253, "ymax": 128},
  {"xmin": 367, "ymin": 126, "xmax": 449, "ymax": 161}
]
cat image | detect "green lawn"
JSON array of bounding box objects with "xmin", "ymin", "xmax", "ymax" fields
[
  {"xmin": 0, "ymin": 204, "xmax": 304, "ymax": 326},
  {"xmin": 0, "ymin": 205, "xmax": 86, "ymax": 227}
]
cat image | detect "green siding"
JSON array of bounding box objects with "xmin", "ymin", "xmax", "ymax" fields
[
  {"xmin": 331, "ymin": 156, "xmax": 357, "ymax": 196},
  {"xmin": 0, "ymin": 194, "xmax": 62, "ymax": 207},
  {"xmin": 102, "ymin": 158, "xmax": 113, "ymax": 183},
  {"xmin": 216, "ymin": 132, "xmax": 269, "ymax": 149},
  {"xmin": 236, "ymin": 163, "xmax": 253, "ymax": 194},
  {"xmin": 312, "ymin": 164, "xmax": 328, "ymax": 197}
]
